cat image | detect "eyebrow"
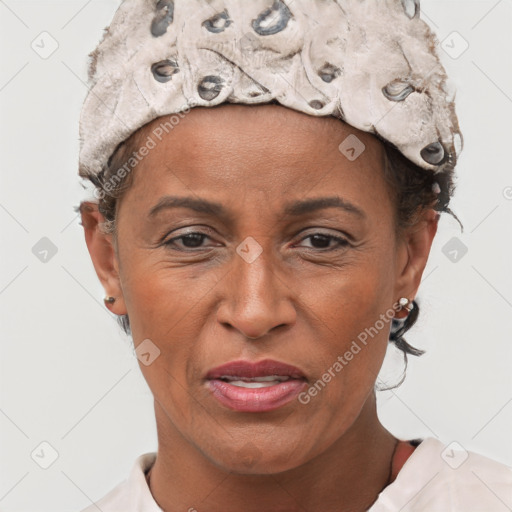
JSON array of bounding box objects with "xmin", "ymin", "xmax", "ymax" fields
[
  {"xmin": 148, "ymin": 195, "xmax": 366, "ymax": 220},
  {"xmin": 283, "ymin": 196, "xmax": 366, "ymax": 219},
  {"xmin": 149, "ymin": 196, "xmax": 229, "ymax": 219}
]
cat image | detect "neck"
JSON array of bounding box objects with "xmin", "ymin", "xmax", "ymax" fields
[{"xmin": 147, "ymin": 393, "xmax": 397, "ymax": 512}]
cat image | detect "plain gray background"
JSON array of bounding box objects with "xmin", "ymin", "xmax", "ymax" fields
[{"xmin": 1, "ymin": 1, "xmax": 511, "ymax": 511}]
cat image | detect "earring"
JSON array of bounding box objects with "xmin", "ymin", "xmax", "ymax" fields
[
  {"xmin": 104, "ymin": 296, "xmax": 116, "ymax": 305},
  {"xmin": 398, "ymin": 297, "xmax": 413, "ymax": 313}
]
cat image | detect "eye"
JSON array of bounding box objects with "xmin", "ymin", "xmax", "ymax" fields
[
  {"xmin": 161, "ymin": 230, "xmax": 350, "ymax": 252},
  {"xmin": 163, "ymin": 231, "xmax": 214, "ymax": 251},
  {"xmin": 296, "ymin": 232, "xmax": 350, "ymax": 251}
]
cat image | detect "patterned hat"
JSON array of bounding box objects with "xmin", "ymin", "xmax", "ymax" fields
[{"xmin": 78, "ymin": 0, "xmax": 463, "ymax": 181}]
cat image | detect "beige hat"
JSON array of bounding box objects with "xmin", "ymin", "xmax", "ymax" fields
[{"xmin": 78, "ymin": 0, "xmax": 462, "ymax": 181}]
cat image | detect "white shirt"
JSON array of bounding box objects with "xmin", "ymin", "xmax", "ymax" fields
[{"xmin": 79, "ymin": 437, "xmax": 512, "ymax": 511}]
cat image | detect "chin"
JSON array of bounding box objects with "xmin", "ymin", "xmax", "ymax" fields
[{"xmin": 204, "ymin": 438, "xmax": 308, "ymax": 475}]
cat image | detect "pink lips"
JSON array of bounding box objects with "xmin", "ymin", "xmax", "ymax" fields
[{"xmin": 205, "ymin": 359, "xmax": 307, "ymax": 413}]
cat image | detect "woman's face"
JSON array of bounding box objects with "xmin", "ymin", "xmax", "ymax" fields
[{"xmin": 87, "ymin": 104, "xmax": 436, "ymax": 474}]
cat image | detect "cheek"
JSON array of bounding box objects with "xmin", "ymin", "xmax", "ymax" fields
[
  {"xmin": 119, "ymin": 251, "xmax": 219, "ymax": 338},
  {"xmin": 304, "ymin": 244, "xmax": 396, "ymax": 336},
  {"xmin": 298, "ymin": 245, "xmax": 396, "ymax": 401},
  {"xmin": 119, "ymin": 258, "xmax": 220, "ymax": 398},
  {"xmin": 121, "ymin": 268, "xmax": 213, "ymax": 427}
]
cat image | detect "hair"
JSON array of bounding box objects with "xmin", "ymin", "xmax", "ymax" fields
[{"xmin": 80, "ymin": 106, "xmax": 463, "ymax": 387}]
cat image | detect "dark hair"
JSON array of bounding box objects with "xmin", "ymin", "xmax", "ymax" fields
[{"xmin": 81, "ymin": 109, "xmax": 463, "ymax": 386}]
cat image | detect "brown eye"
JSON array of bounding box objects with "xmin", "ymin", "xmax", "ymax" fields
[
  {"xmin": 164, "ymin": 233, "xmax": 209, "ymax": 250},
  {"xmin": 176, "ymin": 234, "xmax": 206, "ymax": 249},
  {"xmin": 160, "ymin": 228, "xmax": 224, "ymax": 252},
  {"xmin": 297, "ymin": 233, "xmax": 350, "ymax": 251}
]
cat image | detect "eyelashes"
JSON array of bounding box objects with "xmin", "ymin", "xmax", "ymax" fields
[
  {"xmin": 164, "ymin": 232, "xmax": 210, "ymax": 250},
  {"xmin": 162, "ymin": 231, "xmax": 350, "ymax": 252},
  {"xmin": 297, "ymin": 233, "xmax": 350, "ymax": 251}
]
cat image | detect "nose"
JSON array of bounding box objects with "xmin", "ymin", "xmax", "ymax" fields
[{"xmin": 216, "ymin": 246, "xmax": 297, "ymax": 340}]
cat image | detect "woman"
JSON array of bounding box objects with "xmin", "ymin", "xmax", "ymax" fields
[{"xmin": 77, "ymin": 1, "xmax": 511, "ymax": 511}]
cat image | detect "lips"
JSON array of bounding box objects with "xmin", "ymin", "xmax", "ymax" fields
[{"xmin": 205, "ymin": 359, "xmax": 307, "ymax": 412}]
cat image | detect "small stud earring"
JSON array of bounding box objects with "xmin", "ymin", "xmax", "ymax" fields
[
  {"xmin": 104, "ymin": 296, "xmax": 116, "ymax": 305},
  {"xmin": 398, "ymin": 297, "xmax": 413, "ymax": 313}
]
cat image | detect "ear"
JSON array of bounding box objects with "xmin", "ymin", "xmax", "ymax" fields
[
  {"xmin": 393, "ymin": 208, "xmax": 439, "ymax": 318},
  {"xmin": 80, "ymin": 201, "xmax": 127, "ymax": 315}
]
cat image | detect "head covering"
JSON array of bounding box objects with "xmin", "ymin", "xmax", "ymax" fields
[{"xmin": 78, "ymin": 0, "xmax": 462, "ymax": 183}]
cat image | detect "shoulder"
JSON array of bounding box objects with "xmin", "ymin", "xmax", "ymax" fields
[
  {"xmin": 79, "ymin": 479, "xmax": 130, "ymax": 512},
  {"xmin": 370, "ymin": 437, "xmax": 512, "ymax": 512},
  {"xmin": 78, "ymin": 452, "xmax": 161, "ymax": 512}
]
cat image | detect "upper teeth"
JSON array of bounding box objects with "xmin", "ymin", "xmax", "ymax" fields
[
  {"xmin": 219, "ymin": 375, "xmax": 293, "ymax": 387},
  {"xmin": 220, "ymin": 375, "xmax": 290, "ymax": 382}
]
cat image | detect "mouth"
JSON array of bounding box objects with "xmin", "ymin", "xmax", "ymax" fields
[
  {"xmin": 215, "ymin": 375, "xmax": 294, "ymax": 388},
  {"xmin": 205, "ymin": 359, "xmax": 308, "ymax": 412}
]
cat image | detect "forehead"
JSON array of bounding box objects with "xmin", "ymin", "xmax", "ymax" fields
[{"xmin": 128, "ymin": 104, "xmax": 388, "ymax": 200}]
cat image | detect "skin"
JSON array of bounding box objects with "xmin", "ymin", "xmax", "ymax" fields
[{"xmin": 81, "ymin": 104, "xmax": 438, "ymax": 512}]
